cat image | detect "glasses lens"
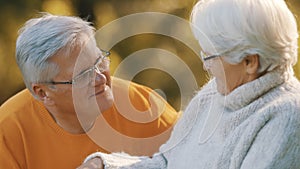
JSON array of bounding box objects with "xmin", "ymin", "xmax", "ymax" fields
[
  {"xmin": 100, "ymin": 50, "xmax": 110, "ymax": 57},
  {"xmin": 72, "ymin": 50, "xmax": 110, "ymax": 88},
  {"xmin": 72, "ymin": 70, "xmax": 93, "ymax": 88},
  {"xmin": 201, "ymin": 51, "xmax": 221, "ymax": 61},
  {"xmin": 200, "ymin": 51, "xmax": 208, "ymax": 60},
  {"xmin": 95, "ymin": 57, "xmax": 110, "ymax": 73}
]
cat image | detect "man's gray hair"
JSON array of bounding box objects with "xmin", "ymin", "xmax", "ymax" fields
[
  {"xmin": 16, "ymin": 13, "xmax": 95, "ymax": 93},
  {"xmin": 191, "ymin": 0, "xmax": 298, "ymax": 75}
]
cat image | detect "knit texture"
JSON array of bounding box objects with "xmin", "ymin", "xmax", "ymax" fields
[{"xmin": 93, "ymin": 71, "xmax": 300, "ymax": 169}]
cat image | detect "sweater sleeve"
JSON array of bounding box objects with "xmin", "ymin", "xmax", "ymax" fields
[
  {"xmin": 84, "ymin": 152, "xmax": 167, "ymax": 169},
  {"xmin": 240, "ymin": 108, "xmax": 300, "ymax": 169}
]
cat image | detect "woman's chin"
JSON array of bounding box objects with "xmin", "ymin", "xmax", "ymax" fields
[{"xmin": 217, "ymin": 85, "xmax": 229, "ymax": 96}]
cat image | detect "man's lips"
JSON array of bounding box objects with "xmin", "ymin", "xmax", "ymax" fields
[{"xmin": 89, "ymin": 85, "xmax": 108, "ymax": 98}]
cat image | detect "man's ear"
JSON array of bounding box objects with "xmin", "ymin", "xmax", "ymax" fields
[
  {"xmin": 244, "ymin": 54, "xmax": 259, "ymax": 75},
  {"xmin": 32, "ymin": 83, "xmax": 54, "ymax": 105}
]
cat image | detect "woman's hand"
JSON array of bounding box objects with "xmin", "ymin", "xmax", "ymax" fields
[{"xmin": 77, "ymin": 157, "xmax": 103, "ymax": 169}]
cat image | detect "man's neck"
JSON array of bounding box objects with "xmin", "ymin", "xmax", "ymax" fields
[{"xmin": 46, "ymin": 107, "xmax": 95, "ymax": 134}]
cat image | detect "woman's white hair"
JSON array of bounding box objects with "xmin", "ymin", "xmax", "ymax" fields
[
  {"xmin": 16, "ymin": 13, "xmax": 95, "ymax": 94},
  {"xmin": 191, "ymin": 0, "xmax": 298, "ymax": 75}
]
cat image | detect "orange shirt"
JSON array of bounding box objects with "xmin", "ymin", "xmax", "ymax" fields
[{"xmin": 0, "ymin": 78, "xmax": 178, "ymax": 169}]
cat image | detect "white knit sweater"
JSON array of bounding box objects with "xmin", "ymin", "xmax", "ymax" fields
[{"xmin": 85, "ymin": 71, "xmax": 300, "ymax": 169}]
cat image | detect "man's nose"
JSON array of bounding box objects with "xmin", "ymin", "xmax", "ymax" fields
[{"xmin": 91, "ymin": 71, "xmax": 106, "ymax": 86}]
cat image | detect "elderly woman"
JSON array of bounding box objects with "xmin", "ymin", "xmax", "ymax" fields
[{"xmin": 79, "ymin": 0, "xmax": 300, "ymax": 168}]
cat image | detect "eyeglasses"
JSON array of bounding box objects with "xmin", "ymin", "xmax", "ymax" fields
[
  {"xmin": 40, "ymin": 49, "xmax": 111, "ymax": 88},
  {"xmin": 200, "ymin": 51, "xmax": 221, "ymax": 61}
]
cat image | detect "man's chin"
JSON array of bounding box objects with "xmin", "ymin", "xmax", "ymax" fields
[
  {"xmin": 97, "ymin": 99, "xmax": 114, "ymax": 114},
  {"xmin": 95, "ymin": 90, "xmax": 114, "ymax": 113}
]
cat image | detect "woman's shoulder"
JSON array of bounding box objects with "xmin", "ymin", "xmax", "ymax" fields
[
  {"xmin": 273, "ymin": 76, "xmax": 300, "ymax": 106},
  {"xmin": 170, "ymin": 79, "xmax": 218, "ymax": 133},
  {"xmin": 258, "ymin": 76, "xmax": 300, "ymax": 119},
  {"xmin": 193, "ymin": 78, "xmax": 218, "ymax": 100}
]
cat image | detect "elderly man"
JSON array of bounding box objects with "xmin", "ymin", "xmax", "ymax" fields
[{"xmin": 0, "ymin": 14, "xmax": 178, "ymax": 169}]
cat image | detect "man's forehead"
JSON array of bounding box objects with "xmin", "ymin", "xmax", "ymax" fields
[
  {"xmin": 47, "ymin": 41, "xmax": 100, "ymax": 79},
  {"xmin": 73, "ymin": 46, "xmax": 99, "ymax": 74}
]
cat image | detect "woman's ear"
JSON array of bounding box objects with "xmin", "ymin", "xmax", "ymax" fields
[
  {"xmin": 32, "ymin": 83, "xmax": 54, "ymax": 106},
  {"xmin": 244, "ymin": 54, "xmax": 259, "ymax": 75}
]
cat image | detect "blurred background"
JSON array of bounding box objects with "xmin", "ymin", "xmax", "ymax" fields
[{"xmin": 0, "ymin": 0, "xmax": 300, "ymax": 111}]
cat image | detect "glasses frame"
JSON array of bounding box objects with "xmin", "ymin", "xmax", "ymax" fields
[
  {"xmin": 39, "ymin": 49, "xmax": 110, "ymax": 86},
  {"xmin": 200, "ymin": 51, "xmax": 221, "ymax": 61}
]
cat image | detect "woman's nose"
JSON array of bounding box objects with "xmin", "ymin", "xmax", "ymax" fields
[
  {"xmin": 202, "ymin": 61, "xmax": 211, "ymax": 71},
  {"xmin": 203, "ymin": 63, "xmax": 208, "ymax": 71}
]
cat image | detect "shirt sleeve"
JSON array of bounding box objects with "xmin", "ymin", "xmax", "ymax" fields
[
  {"xmin": 0, "ymin": 133, "xmax": 22, "ymax": 169},
  {"xmin": 84, "ymin": 152, "xmax": 167, "ymax": 169}
]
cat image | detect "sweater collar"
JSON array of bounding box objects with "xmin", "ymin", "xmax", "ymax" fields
[{"xmin": 218, "ymin": 70, "xmax": 287, "ymax": 111}]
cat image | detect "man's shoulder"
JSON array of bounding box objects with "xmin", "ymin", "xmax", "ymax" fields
[
  {"xmin": 111, "ymin": 77, "xmax": 155, "ymax": 100},
  {"xmin": 0, "ymin": 89, "xmax": 37, "ymax": 124},
  {"xmin": 111, "ymin": 77, "xmax": 149, "ymax": 90},
  {"xmin": 111, "ymin": 76, "xmax": 179, "ymax": 124}
]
